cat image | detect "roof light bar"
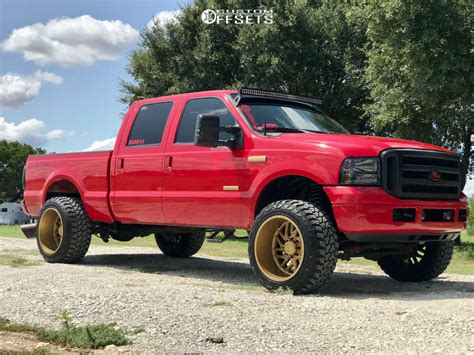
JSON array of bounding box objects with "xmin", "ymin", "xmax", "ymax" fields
[{"xmin": 238, "ymin": 88, "xmax": 322, "ymax": 105}]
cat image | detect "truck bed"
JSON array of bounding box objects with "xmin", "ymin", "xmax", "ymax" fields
[{"xmin": 24, "ymin": 150, "xmax": 114, "ymax": 222}]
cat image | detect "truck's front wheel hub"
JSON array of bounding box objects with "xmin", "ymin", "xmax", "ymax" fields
[{"xmin": 254, "ymin": 215, "xmax": 304, "ymax": 282}]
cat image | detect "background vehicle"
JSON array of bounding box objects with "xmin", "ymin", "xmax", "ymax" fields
[{"xmin": 21, "ymin": 89, "xmax": 468, "ymax": 293}]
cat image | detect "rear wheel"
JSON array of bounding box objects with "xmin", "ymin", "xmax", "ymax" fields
[
  {"xmin": 37, "ymin": 197, "xmax": 91, "ymax": 263},
  {"xmin": 377, "ymin": 241, "xmax": 454, "ymax": 282},
  {"xmin": 154, "ymin": 232, "xmax": 205, "ymax": 257},
  {"xmin": 249, "ymin": 200, "xmax": 338, "ymax": 294}
]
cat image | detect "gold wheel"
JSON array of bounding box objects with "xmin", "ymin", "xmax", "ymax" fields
[
  {"xmin": 38, "ymin": 208, "xmax": 64, "ymax": 254},
  {"xmin": 254, "ymin": 215, "xmax": 304, "ymax": 282}
]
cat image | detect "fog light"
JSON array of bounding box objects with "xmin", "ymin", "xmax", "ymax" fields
[
  {"xmin": 443, "ymin": 210, "xmax": 454, "ymax": 221},
  {"xmin": 393, "ymin": 208, "xmax": 416, "ymax": 222}
]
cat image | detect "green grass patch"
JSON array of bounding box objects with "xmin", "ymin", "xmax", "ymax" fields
[
  {"xmin": 0, "ymin": 225, "xmax": 25, "ymax": 238},
  {"xmin": 0, "ymin": 316, "xmax": 129, "ymax": 350},
  {"xmin": 0, "ymin": 316, "xmax": 41, "ymax": 333},
  {"xmin": 37, "ymin": 324, "xmax": 129, "ymax": 349},
  {"xmin": 0, "ymin": 254, "xmax": 40, "ymax": 268}
]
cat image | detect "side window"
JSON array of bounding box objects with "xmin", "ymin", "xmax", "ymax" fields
[
  {"xmin": 175, "ymin": 98, "xmax": 237, "ymax": 143},
  {"xmin": 127, "ymin": 102, "xmax": 174, "ymax": 146}
]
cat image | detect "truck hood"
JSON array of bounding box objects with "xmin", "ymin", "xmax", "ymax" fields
[{"xmin": 270, "ymin": 133, "xmax": 452, "ymax": 157}]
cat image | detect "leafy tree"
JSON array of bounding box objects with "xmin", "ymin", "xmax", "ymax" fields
[
  {"xmin": 360, "ymin": 0, "xmax": 473, "ymax": 187},
  {"xmin": 0, "ymin": 140, "xmax": 46, "ymax": 202},
  {"xmin": 121, "ymin": 0, "xmax": 472, "ymax": 185},
  {"xmin": 120, "ymin": 0, "xmax": 369, "ymax": 132}
]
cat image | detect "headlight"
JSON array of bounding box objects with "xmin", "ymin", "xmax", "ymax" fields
[{"xmin": 340, "ymin": 157, "xmax": 380, "ymax": 185}]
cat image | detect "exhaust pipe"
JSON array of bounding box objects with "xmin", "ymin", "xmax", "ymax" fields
[{"xmin": 21, "ymin": 223, "xmax": 37, "ymax": 239}]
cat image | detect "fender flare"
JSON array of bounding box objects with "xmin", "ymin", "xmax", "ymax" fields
[{"xmin": 42, "ymin": 173, "xmax": 85, "ymax": 205}]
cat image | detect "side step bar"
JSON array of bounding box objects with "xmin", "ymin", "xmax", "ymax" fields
[{"xmin": 21, "ymin": 223, "xmax": 37, "ymax": 239}]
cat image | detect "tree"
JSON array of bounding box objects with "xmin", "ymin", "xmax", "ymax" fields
[
  {"xmin": 360, "ymin": 0, "xmax": 473, "ymax": 187},
  {"xmin": 121, "ymin": 0, "xmax": 472, "ymax": 185},
  {"xmin": 0, "ymin": 140, "xmax": 46, "ymax": 202},
  {"xmin": 120, "ymin": 0, "xmax": 369, "ymax": 132}
]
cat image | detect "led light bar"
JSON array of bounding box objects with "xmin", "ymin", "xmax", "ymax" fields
[{"xmin": 238, "ymin": 87, "xmax": 322, "ymax": 105}]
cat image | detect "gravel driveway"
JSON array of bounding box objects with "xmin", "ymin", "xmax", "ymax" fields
[{"xmin": 0, "ymin": 237, "xmax": 473, "ymax": 353}]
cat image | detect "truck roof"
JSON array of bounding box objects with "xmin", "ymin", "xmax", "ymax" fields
[{"xmin": 133, "ymin": 89, "xmax": 237, "ymax": 106}]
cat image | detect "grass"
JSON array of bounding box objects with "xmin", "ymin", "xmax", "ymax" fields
[
  {"xmin": 0, "ymin": 253, "xmax": 40, "ymax": 268},
  {"xmin": 37, "ymin": 324, "xmax": 129, "ymax": 349},
  {"xmin": 0, "ymin": 316, "xmax": 40, "ymax": 333},
  {"xmin": 0, "ymin": 225, "xmax": 472, "ymax": 275},
  {"xmin": 0, "ymin": 316, "xmax": 129, "ymax": 350}
]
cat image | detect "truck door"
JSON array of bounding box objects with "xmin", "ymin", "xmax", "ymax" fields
[
  {"xmin": 110, "ymin": 101, "xmax": 175, "ymax": 224},
  {"xmin": 162, "ymin": 96, "xmax": 245, "ymax": 228}
]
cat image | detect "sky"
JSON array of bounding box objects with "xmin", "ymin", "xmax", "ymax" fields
[
  {"xmin": 0, "ymin": 0, "xmax": 472, "ymax": 196},
  {"xmin": 0, "ymin": 0, "xmax": 182, "ymax": 152}
]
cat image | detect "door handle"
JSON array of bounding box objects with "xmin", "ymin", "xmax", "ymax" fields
[
  {"xmin": 165, "ymin": 156, "xmax": 173, "ymax": 172},
  {"xmin": 116, "ymin": 158, "xmax": 124, "ymax": 172}
]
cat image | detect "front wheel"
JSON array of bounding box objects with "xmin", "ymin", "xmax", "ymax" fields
[
  {"xmin": 249, "ymin": 200, "xmax": 338, "ymax": 294},
  {"xmin": 154, "ymin": 232, "xmax": 205, "ymax": 257},
  {"xmin": 377, "ymin": 241, "xmax": 454, "ymax": 282}
]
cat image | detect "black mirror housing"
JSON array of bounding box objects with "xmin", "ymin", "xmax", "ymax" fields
[{"xmin": 194, "ymin": 115, "xmax": 220, "ymax": 147}]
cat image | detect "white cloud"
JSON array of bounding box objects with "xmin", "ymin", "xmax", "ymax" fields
[
  {"xmin": 147, "ymin": 10, "xmax": 181, "ymax": 30},
  {"xmin": 0, "ymin": 116, "xmax": 72, "ymax": 147},
  {"xmin": 83, "ymin": 137, "xmax": 116, "ymax": 151},
  {"xmin": 1, "ymin": 15, "xmax": 139, "ymax": 68},
  {"xmin": 0, "ymin": 71, "xmax": 62, "ymax": 109}
]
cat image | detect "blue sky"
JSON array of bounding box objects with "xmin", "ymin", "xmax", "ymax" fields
[{"xmin": 0, "ymin": 0, "xmax": 181, "ymax": 152}]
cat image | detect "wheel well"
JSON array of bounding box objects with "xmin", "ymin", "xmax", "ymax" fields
[
  {"xmin": 255, "ymin": 176, "xmax": 334, "ymax": 221},
  {"xmin": 46, "ymin": 180, "xmax": 81, "ymax": 201}
]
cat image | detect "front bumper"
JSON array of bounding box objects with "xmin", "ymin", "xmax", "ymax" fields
[{"xmin": 323, "ymin": 186, "xmax": 467, "ymax": 239}]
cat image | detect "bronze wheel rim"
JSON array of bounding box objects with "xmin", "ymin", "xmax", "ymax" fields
[
  {"xmin": 402, "ymin": 243, "xmax": 427, "ymax": 265},
  {"xmin": 254, "ymin": 215, "xmax": 304, "ymax": 282},
  {"xmin": 38, "ymin": 208, "xmax": 64, "ymax": 254}
]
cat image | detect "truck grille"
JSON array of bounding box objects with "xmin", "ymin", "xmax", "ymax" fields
[{"xmin": 381, "ymin": 149, "xmax": 461, "ymax": 200}]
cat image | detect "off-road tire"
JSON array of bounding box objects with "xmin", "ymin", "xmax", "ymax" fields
[
  {"xmin": 377, "ymin": 241, "xmax": 454, "ymax": 282},
  {"xmin": 249, "ymin": 200, "xmax": 338, "ymax": 294},
  {"xmin": 37, "ymin": 197, "xmax": 92, "ymax": 263},
  {"xmin": 155, "ymin": 232, "xmax": 205, "ymax": 258}
]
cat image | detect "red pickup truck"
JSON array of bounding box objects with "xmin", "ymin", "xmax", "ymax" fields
[{"xmin": 22, "ymin": 88, "xmax": 468, "ymax": 293}]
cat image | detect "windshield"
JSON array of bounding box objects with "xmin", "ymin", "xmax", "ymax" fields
[{"xmin": 237, "ymin": 100, "xmax": 349, "ymax": 135}]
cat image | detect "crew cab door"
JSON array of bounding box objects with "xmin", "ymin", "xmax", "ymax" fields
[
  {"xmin": 162, "ymin": 96, "xmax": 245, "ymax": 228},
  {"xmin": 110, "ymin": 101, "xmax": 175, "ymax": 223}
]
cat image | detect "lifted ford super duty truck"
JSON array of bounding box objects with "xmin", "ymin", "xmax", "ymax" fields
[{"xmin": 22, "ymin": 88, "xmax": 468, "ymax": 293}]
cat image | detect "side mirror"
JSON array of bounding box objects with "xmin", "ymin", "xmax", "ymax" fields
[
  {"xmin": 194, "ymin": 114, "xmax": 243, "ymax": 148},
  {"xmin": 194, "ymin": 115, "xmax": 220, "ymax": 147}
]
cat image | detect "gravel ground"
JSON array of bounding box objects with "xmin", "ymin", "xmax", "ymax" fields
[{"xmin": 0, "ymin": 237, "xmax": 473, "ymax": 353}]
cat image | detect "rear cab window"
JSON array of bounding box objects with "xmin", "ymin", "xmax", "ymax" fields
[{"xmin": 127, "ymin": 101, "xmax": 174, "ymax": 147}]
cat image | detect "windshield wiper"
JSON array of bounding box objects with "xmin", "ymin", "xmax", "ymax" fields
[
  {"xmin": 258, "ymin": 127, "xmax": 328, "ymax": 134},
  {"xmin": 300, "ymin": 129, "xmax": 329, "ymax": 134}
]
